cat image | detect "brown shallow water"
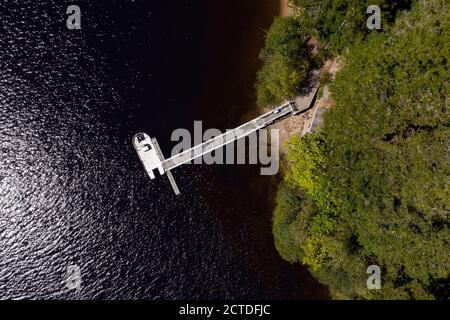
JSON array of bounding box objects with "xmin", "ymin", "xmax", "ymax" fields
[{"xmin": 190, "ymin": 0, "xmax": 330, "ymax": 299}]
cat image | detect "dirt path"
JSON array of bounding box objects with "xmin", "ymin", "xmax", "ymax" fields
[
  {"xmin": 268, "ymin": 57, "xmax": 343, "ymax": 152},
  {"xmin": 267, "ymin": 3, "xmax": 344, "ymax": 154}
]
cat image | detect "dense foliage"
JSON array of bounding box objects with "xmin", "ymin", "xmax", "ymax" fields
[
  {"xmin": 256, "ymin": 17, "xmax": 317, "ymax": 107},
  {"xmin": 256, "ymin": 0, "xmax": 413, "ymax": 108},
  {"xmin": 273, "ymin": 0, "xmax": 449, "ymax": 299},
  {"xmin": 289, "ymin": 0, "xmax": 413, "ymax": 53}
]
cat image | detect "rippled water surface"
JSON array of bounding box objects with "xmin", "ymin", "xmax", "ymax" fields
[{"xmin": 0, "ymin": 0, "xmax": 329, "ymax": 299}]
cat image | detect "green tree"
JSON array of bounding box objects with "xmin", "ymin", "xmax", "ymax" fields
[
  {"xmin": 289, "ymin": 0, "xmax": 413, "ymax": 53},
  {"xmin": 256, "ymin": 17, "xmax": 315, "ymax": 107},
  {"xmin": 273, "ymin": 0, "xmax": 450, "ymax": 299}
]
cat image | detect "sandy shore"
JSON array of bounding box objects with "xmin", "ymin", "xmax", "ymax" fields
[{"xmin": 280, "ymin": 0, "xmax": 293, "ymax": 17}]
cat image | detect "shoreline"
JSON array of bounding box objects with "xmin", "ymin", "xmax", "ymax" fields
[
  {"xmin": 280, "ymin": 0, "xmax": 293, "ymax": 17},
  {"xmin": 263, "ymin": 1, "xmax": 343, "ymax": 152}
]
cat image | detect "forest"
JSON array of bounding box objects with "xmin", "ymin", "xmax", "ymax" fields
[{"xmin": 259, "ymin": 0, "xmax": 449, "ymax": 299}]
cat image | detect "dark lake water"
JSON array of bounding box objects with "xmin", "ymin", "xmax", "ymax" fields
[{"xmin": 0, "ymin": 0, "xmax": 329, "ymax": 299}]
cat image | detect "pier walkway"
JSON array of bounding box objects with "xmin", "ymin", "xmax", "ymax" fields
[
  {"xmin": 161, "ymin": 101, "xmax": 304, "ymax": 171},
  {"xmin": 133, "ymin": 84, "xmax": 319, "ymax": 195}
]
